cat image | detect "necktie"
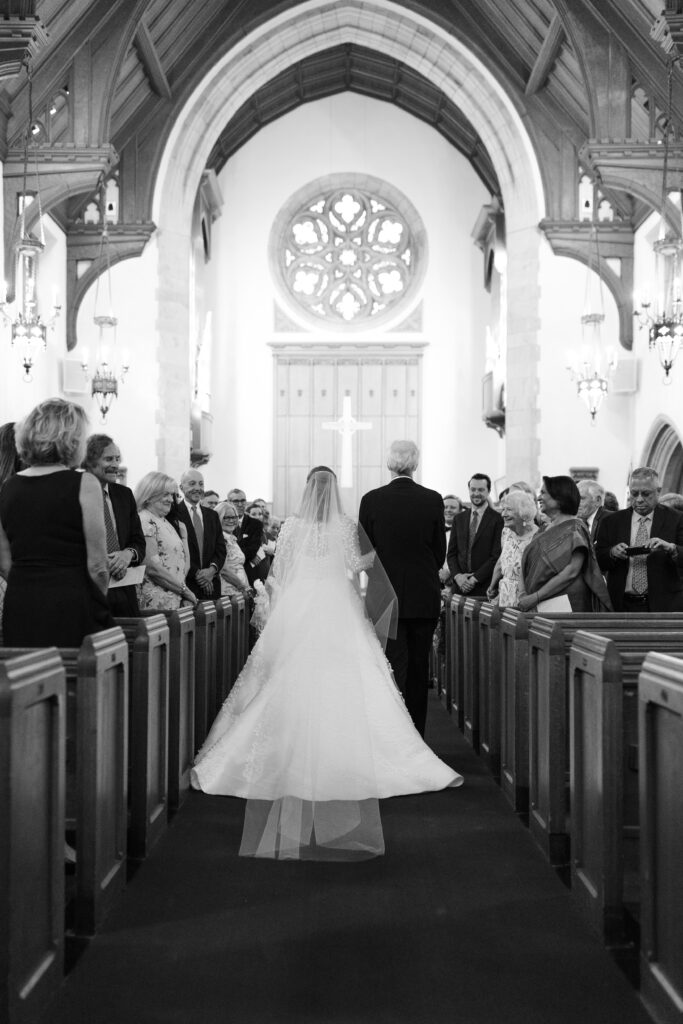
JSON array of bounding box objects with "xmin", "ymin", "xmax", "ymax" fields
[
  {"xmin": 192, "ymin": 505, "xmax": 204, "ymax": 554},
  {"xmin": 632, "ymin": 517, "xmax": 649, "ymax": 595},
  {"xmin": 467, "ymin": 510, "xmax": 479, "ymax": 571},
  {"xmin": 103, "ymin": 488, "xmax": 119, "ymax": 553}
]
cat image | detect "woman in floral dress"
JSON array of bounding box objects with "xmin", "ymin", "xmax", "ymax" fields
[{"xmin": 135, "ymin": 472, "xmax": 196, "ymax": 610}]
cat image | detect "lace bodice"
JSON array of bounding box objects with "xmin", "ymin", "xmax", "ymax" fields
[{"xmin": 271, "ymin": 514, "xmax": 372, "ymax": 584}]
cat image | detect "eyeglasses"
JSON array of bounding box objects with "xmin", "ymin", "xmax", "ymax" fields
[{"xmin": 223, "ymin": 515, "xmax": 239, "ymax": 520}]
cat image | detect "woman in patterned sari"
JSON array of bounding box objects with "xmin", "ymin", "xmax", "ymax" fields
[{"xmin": 518, "ymin": 475, "xmax": 611, "ymax": 613}]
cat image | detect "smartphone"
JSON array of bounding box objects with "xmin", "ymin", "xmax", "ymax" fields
[{"xmin": 626, "ymin": 546, "xmax": 650, "ymax": 556}]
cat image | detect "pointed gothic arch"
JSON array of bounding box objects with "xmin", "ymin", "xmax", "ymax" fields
[
  {"xmin": 641, "ymin": 417, "xmax": 683, "ymax": 494},
  {"xmin": 150, "ymin": 0, "xmax": 546, "ymax": 478}
]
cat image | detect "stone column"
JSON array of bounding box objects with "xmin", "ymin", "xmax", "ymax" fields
[
  {"xmin": 155, "ymin": 229, "xmax": 191, "ymax": 480},
  {"xmin": 504, "ymin": 223, "xmax": 542, "ymax": 487}
]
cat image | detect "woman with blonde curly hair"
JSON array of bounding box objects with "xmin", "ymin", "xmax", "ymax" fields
[
  {"xmin": 135, "ymin": 471, "xmax": 196, "ymax": 609},
  {"xmin": 0, "ymin": 398, "xmax": 113, "ymax": 646}
]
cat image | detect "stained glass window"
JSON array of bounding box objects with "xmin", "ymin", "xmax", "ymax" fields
[{"xmin": 273, "ymin": 181, "xmax": 424, "ymax": 328}]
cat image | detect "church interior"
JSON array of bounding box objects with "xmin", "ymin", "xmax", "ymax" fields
[{"xmin": 2, "ymin": 2, "xmax": 683, "ymax": 1023}]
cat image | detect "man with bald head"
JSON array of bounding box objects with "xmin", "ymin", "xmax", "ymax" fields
[{"xmin": 176, "ymin": 469, "xmax": 226, "ymax": 599}]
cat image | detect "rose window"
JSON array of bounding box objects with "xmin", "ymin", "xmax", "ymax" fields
[{"xmin": 274, "ymin": 182, "xmax": 424, "ymax": 328}]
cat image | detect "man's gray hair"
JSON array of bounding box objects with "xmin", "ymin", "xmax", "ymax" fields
[
  {"xmin": 630, "ymin": 466, "xmax": 659, "ymax": 485},
  {"xmin": 387, "ymin": 440, "xmax": 419, "ymax": 475},
  {"xmin": 578, "ymin": 479, "xmax": 605, "ymax": 499}
]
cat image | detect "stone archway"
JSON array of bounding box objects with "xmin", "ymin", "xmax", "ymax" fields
[
  {"xmin": 642, "ymin": 417, "xmax": 683, "ymax": 494},
  {"xmin": 151, "ymin": 0, "xmax": 545, "ymax": 480}
]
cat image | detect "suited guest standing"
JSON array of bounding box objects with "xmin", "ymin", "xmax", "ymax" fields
[
  {"xmin": 577, "ymin": 479, "xmax": 612, "ymax": 544},
  {"xmin": 595, "ymin": 466, "xmax": 683, "ymax": 612},
  {"xmin": 83, "ymin": 434, "xmax": 146, "ymax": 616},
  {"xmin": 359, "ymin": 440, "xmax": 445, "ymax": 736},
  {"xmin": 176, "ymin": 469, "xmax": 226, "ymax": 599},
  {"xmin": 447, "ymin": 474, "xmax": 503, "ymax": 597}
]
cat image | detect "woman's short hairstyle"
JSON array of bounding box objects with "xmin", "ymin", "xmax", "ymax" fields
[
  {"xmin": 134, "ymin": 471, "xmax": 177, "ymax": 511},
  {"xmin": 215, "ymin": 500, "xmax": 238, "ymax": 520},
  {"xmin": 387, "ymin": 440, "xmax": 419, "ymax": 475},
  {"xmin": 246, "ymin": 502, "xmax": 264, "ymax": 515},
  {"xmin": 15, "ymin": 398, "xmax": 89, "ymax": 468},
  {"xmin": 503, "ymin": 490, "xmax": 537, "ymax": 524},
  {"xmin": 543, "ymin": 475, "xmax": 581, "ymax": 515},
  {"xmin": 82, "ymin": 433, "xmax": 115, "ymax": 470},
  {"xmin": 509, "ymin": 480, "xmax": 536, "ymax": 497},
  {"xmin": 0, "ymin": 421, "xmax": 21, "ymax": 488}
]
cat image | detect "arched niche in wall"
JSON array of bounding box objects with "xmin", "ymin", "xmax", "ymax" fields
[{"xmin": 641, "ymin": 416, "xmax": 683, "ymax": 493}]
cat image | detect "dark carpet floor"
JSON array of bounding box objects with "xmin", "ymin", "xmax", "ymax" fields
[{"xmin": 48, "ymin": 694, "xmax": 652, "ymax": 1024}]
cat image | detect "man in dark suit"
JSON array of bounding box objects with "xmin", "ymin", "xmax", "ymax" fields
[
  {"xmin": 359, "ymin": 440, "xmax": 445, "ymax": 736},
  {"xmin": 177, "ymin": 469, "xmax": 226, "ymax": 600},
  {"xmin": 83, "ymin": 434, "xmax": 146, "ymax": 616},
  {"xmin": 595, "ymin": 466, "xmax": 683, "ymax": 612},
  {"xmin": 577, "ymin": 479, "xmax": 613, "ymax": 544},
  {"xmin": 447, "ymin": 473, "xmax": 503, "ymax": 598}
]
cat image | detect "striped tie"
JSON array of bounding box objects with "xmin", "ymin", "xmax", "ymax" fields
[
  {"xmin": 192, "ymin": 505, "xmax": 204, "ymax": 554},
  {"xmin": 103, "ymin": 489, "xmax": 119, "ymax": 553},
  {"xmin": 632, "ymin": 517, "xmax": 649, "ymax": 595}
]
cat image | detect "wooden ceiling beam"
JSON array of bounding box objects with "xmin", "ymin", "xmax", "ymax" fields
[
  {"xmin": 134, "ymin": 19, "xmax": 171, "ymax": 101},
  {"xmin": 525, "ymin": 14, "xmax": 565, "ymax": 95}
]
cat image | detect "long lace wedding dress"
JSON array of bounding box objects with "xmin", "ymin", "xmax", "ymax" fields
[{"xmin": 191, "ymin": 469, "xmax": 462, "ymax": 860}]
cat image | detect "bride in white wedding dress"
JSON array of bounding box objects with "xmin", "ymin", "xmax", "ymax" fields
[{"xmin": 191, "ymin": 467, "xmax": 463, "ymax": 860}]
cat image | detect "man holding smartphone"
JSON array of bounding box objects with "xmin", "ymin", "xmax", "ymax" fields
[{"xmin": 595, "ymin": 466, "xmax": 683, "ymax": 612}]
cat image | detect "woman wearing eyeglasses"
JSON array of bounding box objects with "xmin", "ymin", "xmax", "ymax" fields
[{"xmin": 215, "ymin": 500, "xmax": 251, "ymax": 597}]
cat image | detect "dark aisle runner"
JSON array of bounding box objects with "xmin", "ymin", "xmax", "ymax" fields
[{"xmin": 49, "ymin": 694, "xmax": 651, "ymax": 1024}]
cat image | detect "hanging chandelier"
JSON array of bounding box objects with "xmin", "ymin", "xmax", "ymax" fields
[
  {"xmin": 634, "ymin": 55, "xmax": 683, "ymax": 383},
  {"xmin": 0, "ymin": 58, "xmax": 60, "ymax": 381},
  {"xmin": 81, "ymin": 185, "xmax": 130, "ymax": 420},
  {"xmin": 566, "ymin": 222, "xmax": 617, "ymax": 423}
]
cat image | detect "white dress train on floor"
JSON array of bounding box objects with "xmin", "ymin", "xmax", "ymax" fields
[{"xmin": 191, "ymin": 475, "xmax": 462, "ymax": 860}]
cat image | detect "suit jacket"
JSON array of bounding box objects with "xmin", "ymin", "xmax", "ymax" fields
[
  {"xmin": 589, "ymin": 505, "xmax": 613, "ymax": 545},
  {"xmin": 107, "ymin": 480, "xmax": 146, "ymax": 617},
  {"xmin": 236, "ymin": 514, "xmax": 265, "ymax": 565},
  {"xmin": 595, "ymin": 504, "xmax": 683, "ymax": 612},
  {"xmin": 447, "ymin": 505, "xmax": 503, "ymax": 597},
  {"xmin": 358, "ymin": 476, "xmax": 445, "ymax": 620},
  {"xmin": 175, "ymin": 501, "xmax": 226, "ymax": 599}
]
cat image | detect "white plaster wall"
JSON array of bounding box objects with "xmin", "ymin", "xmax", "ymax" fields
[
  {"xmin": 538, "ymin": 243, "xmax": 634, "ymax": 499},
  {"xmin": 632, "ymin": 213, "xmax": 683, "ymax": 459},
  {"xmin": 206, "ymin": 92, "xmax": 499, "ymax": 506}
]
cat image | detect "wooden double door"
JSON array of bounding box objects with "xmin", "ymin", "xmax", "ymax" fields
[{"xmin": 272, "ymin": 344, "xmax": 424, "ymax": 517}]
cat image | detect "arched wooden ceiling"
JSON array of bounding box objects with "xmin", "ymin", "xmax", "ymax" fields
[{"xmin": 204, "ymin": 43, "xmax": 500, "ymax": 194}]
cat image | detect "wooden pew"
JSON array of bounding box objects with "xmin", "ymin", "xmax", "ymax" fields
[
  {"xmin": 499, "ymin": 608, "xmax": 534, "ymax": 813},
  {"xmin": 528, "ymin": 613, "xmax": 683, "ymax": 867},
  {"xmin": 462, "ymin": 598, "xmax": 484, "ymax": 750},
  {"xmin": 229, "ymin": 594, "xmax": 249, "ymax": 682},
  {"xmin": 569, "ymin": 630, "xmax": 683, "ymax": 943},
  {"xmin": 638, "ymin": 652, "xmax": 683, "ymax": 1024},
  {"xmin": 477, "ymin": 602, "xmax": 503, "ymax": 778},
  {"xmin": 444, "ymin": 594, "xmax": 467, "ymax": 726},
  {"xmin": 193, "ymin": 601, "xmax": 217, "ymax": 750},
  {"xmin": 115, "ymin": 615, "xmax": 170, "ymax": 860},
  {"xmin": 214, "ymin": 596, "xmax": 234, "ymax": 713},
  {"xmin": 0, "ymin": 649, "xmax": 65, "ymax": 1024},
  {"xmin": 140, "ymin": 608, "xmax": 195, "ymax": 814},
  {"xmin": 1, "ymin": 629, "xmax": 129, "ymax": 937}
]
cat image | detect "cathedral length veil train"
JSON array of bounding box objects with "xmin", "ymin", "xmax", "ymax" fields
[{"xmin": 191, "ymin": 468, "xmax": 462, "ymax": 860}]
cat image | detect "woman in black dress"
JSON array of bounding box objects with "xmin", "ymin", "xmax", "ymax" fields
[{"xmin": 0, "ymin": 398, "xmax": 113, "ymax": 647}]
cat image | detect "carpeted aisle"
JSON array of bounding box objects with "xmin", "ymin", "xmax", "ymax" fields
[{"xmin": 49, "ymin": 694, "xmax": 651, "ymax": 1024}]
